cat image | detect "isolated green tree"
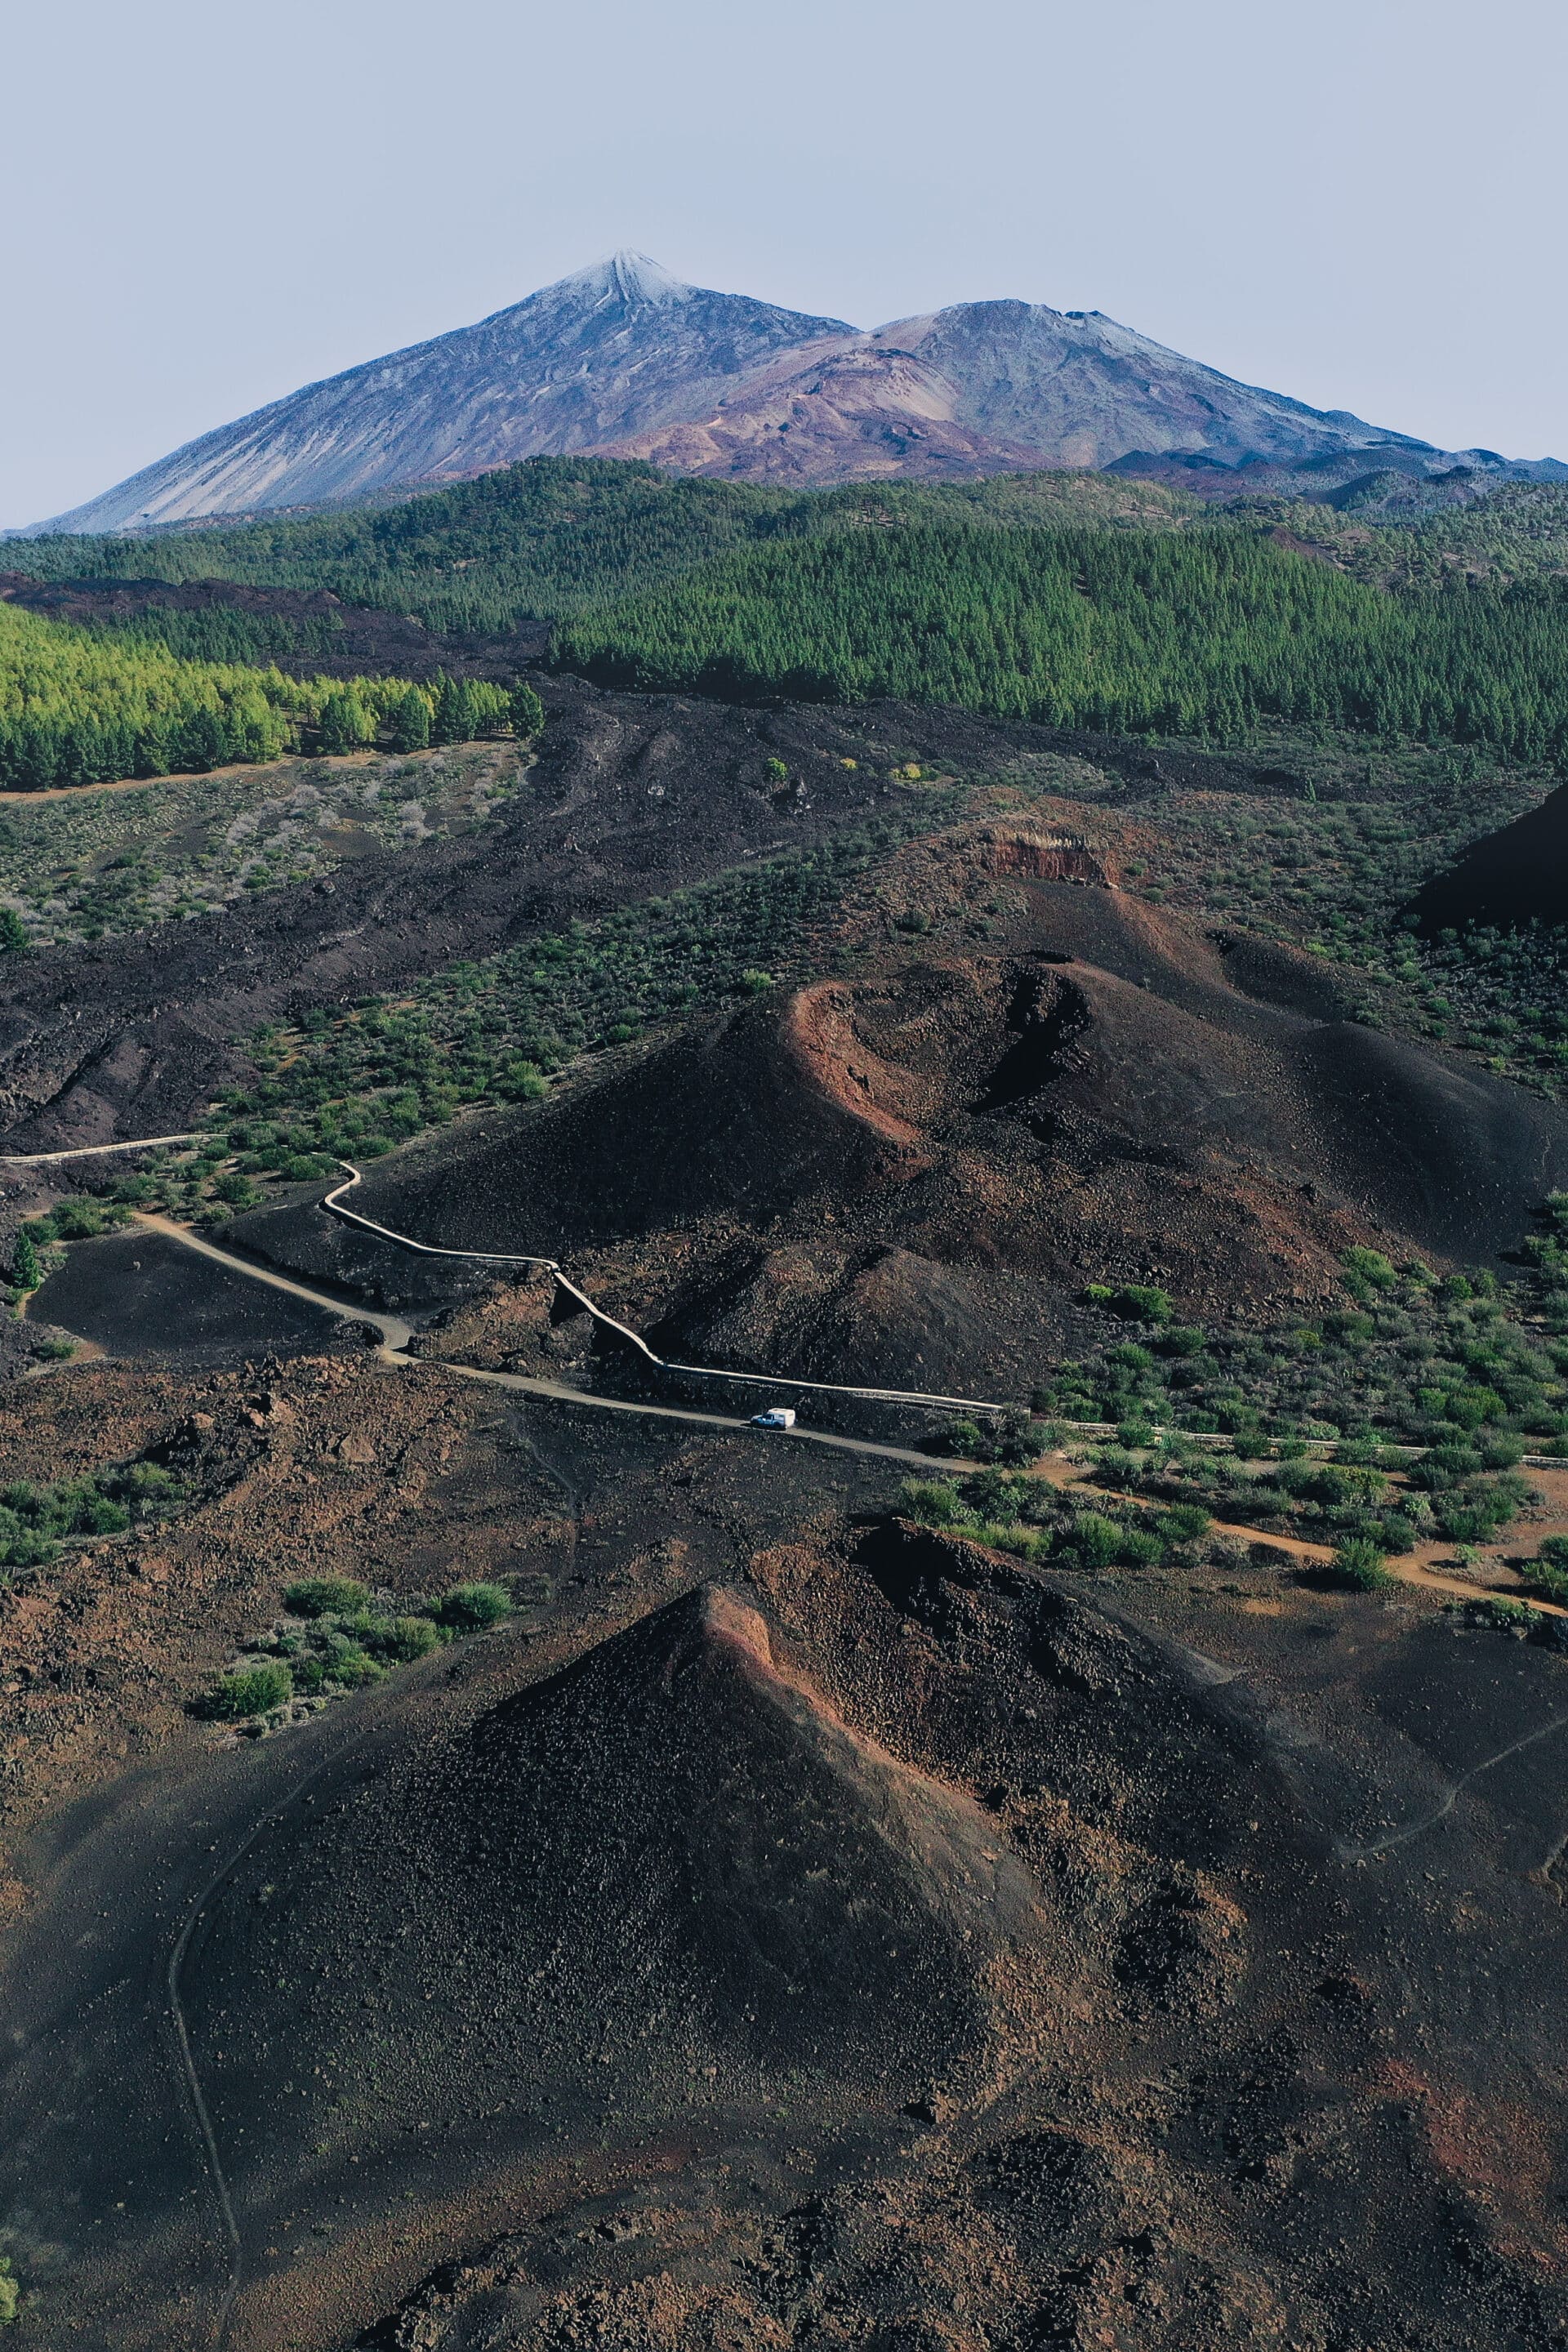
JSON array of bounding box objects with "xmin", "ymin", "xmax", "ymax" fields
[
  {"xmin": 0, "ymin": 908, "xmax": 28, "ymax": 953},
  {"xmin": 11, "ymin": 1232, "xmax": 40, "ymax": 1293},
  {"xmin": 509, "ymin": 681, "xmax": 545, "ymax": 739}
]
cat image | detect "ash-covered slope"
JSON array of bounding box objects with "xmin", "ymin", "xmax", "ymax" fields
[
  {"xmin": 194, "ymin": 1535, "xmax": 1568, "ymax": 2350},
  {"xmin": 30, "ymin": 253, "xmax": 854, "ymax": 533},
  {"xmin": 31, "ymin": 256, "xmax": 1552, "ymax": 530}
]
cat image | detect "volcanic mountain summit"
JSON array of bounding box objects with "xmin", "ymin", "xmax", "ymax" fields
[{"xmin": 30, "ymin": 252, "xmax": 1555, "ymax": 532}]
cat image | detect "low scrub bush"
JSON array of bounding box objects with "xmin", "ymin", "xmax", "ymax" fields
[
  {"xmin": 380, "ymin": 1614, "xmax": 441, "ymax": 1662},
  {"xmin": 283, "ymin": 1575, "xmax": 371, "ymax": 1618},
  {"xmin": 1526, "ymin": 1561, "xmax": 1568, "ymax": 1606},
  {"xmin": 1068, "ymin": 1512, "xmax": 1125, "ymax": 1572},
  {"xmin": 1117, "ymin": 1526, "xmax": 1166, "ymax": 1570},
  {"xmin": 322, "ymin": 1645, "xmax": 383, "ymax": 1689},
  {"xmin": 899, "ymin": 1478, "xmax": 968, "ymax": 1526},
  {"xmin": 198, "ymin": 1561, "xmax": 519, "ymax": 1729},
  {"xmin": 1085, "ymin": 1281, "xmax": 1174, "ymax": 1327},
  {"xmin": 198, "ymin": 1661, "xmax": 293, "ymax": 1720},
  {"xmin": 1328, "ymin": 1538, "xmax": 1396, "ymax": 1592},
  {"xmin": 435, "ymin": 1580, "xmax": 513, "ymax": 1632},
  {"xmin": 0, "ymin": 1454, "xmax": 185, "ymax": 1576}
]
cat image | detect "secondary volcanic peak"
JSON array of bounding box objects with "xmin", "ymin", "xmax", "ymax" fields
[
  {"xmin": 331, "ymin": 862, "xmax": 1568, "ymax": 1392},
  {"xmin": 176, "ymin": 1576, "xmax": 1046, "ymax": 2209}
]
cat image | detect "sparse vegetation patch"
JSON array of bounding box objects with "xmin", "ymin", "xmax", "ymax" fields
[
  {"xmin": 0, "ymin": 741, "xmax": 526, "ymax": 947},
  {"xmin": 196, "ymin": 1574, "xmax": 517, "ymax": 1729}
]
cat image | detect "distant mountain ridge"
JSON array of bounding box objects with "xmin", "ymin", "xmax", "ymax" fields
[{"xmin": 25, "ymin": 252, "xmax": 1565, "ymax": 533}]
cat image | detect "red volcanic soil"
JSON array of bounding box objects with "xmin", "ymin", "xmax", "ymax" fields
[{"xmin": 595, "ymin": 340, "xmax": 1054, "ymax": 485}]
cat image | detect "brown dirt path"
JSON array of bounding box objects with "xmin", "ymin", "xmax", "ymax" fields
[{"xmin": 1040, "ymin": 1458, "xmax": 1568, "ymax": 1619}]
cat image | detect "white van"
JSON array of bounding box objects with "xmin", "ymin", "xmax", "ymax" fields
[{"xmin": 751, "ymin": 1406, "xmax": 797, "ymax": 1430}]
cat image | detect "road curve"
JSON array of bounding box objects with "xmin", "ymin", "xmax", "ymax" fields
[
  {"xmin": 318, "ymin": 1159, "xmax": 1013, "ymax": 1416},
  {"xmin": 131, "ymin": 1216, "xmax": 978, "ymax": 1472}
]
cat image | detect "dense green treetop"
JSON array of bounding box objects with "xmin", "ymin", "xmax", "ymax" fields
[
  {"xmin": 554, "ymin": 523, "xmax": 1568, "ymax": 766},
  {"xmin": 7, "ymin": 458, "xmax": 1200, "ymax": 637}
]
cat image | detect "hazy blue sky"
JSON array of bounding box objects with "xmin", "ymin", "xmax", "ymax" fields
[{"xmin": 4, "ymin": 0, "xmax": 1563, "ymax": 526}]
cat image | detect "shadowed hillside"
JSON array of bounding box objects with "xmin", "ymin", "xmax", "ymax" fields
[{"xmin": 1412, "ymin": 778, "xmax": 1568, "ymax": 935}]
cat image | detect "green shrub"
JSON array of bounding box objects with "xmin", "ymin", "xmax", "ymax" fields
[
  {"xmin": 899, "ymin": 1478, "xmax": 967, "ymax": 1526},
  {"xmin": 1094, "ymin": 1283, "xmax": 1174, "ymax": 1326},
  {"xmin": 496, "ymin": 1058, "xmax": 549, "ymax": 1102},
  {"xmin": 1161, "ymin": 1503, "xmax": 1213, "ymax": 1544},
  {"xmin": 283, "ymin": 1575, "xmax": 372, "ymax": 1617},
  {"xmin": 1092, "ymin": 1446, "xmax": 1141, "ymax": 1486},
  {"xmin": 1435, "ymin": 1503, "xmax": 1499, "ymax": 1544},
  {"xmin": 381, "ymin": 1614, "xmax": 440, "ymax": 1661},
  {"xmin": 198, "ymin": 1660, "xmax": 293, "ymax": 1719},
  {"xmin": 79, "ymin": 1495, "xmax": 130, "ymax": 1534},
  {"xmin": 1453, "ymin": 1595, "xmax": 1538, "ymax": 1637},
  {"xmin": 1329, "ymin": 1538, "xmax": 1395, "ymax": 1592},
  {"xmin": 963, "ymin": 1467, "xmax": 1028, "ymax": 1521},
  {"xmin": 1117, "ymin": 1526, "xmax": 1166, "ymax": 1570},
  {"xmin": 0, "ymin": 2254, "xmax": 18, "ymax": 2323},
  {"xmin": 1343, "ymin": 1247, "xmax": 1399, "ymax": 1292},
  {"xmin": 50, "ymin": 1198, "xmax": 118, "ymax": 1240},
  {"xmin": 323, "ymin": 1646, "xmax": 383, "ymax": 1688},
  {"xmin": 1157, "ymin": 1325, "xmax": 1205, "ymax": 1356},
  {"xmin": 993, "ymin": 1407, "xmax": 1048, "ymax": 1467},
  {"xmin": 1067, "ymin": 1513, "xmax": 1124, "ymax": 1572},
  {"xmin": 436, "ymin": 1580, "xmax": 514, "ymax": 1632},
  {"xmin": 1525, "ymin": 1561, "xmax": 1568, "ymax": 1606},
  {"xmin": 1410, "ymin": 1445, "xmax": 1482, "ymax": 1490}
]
